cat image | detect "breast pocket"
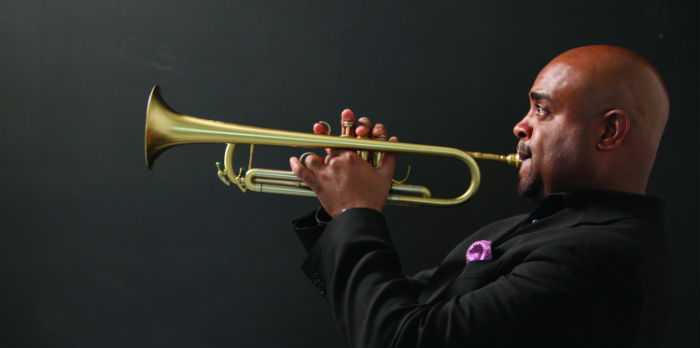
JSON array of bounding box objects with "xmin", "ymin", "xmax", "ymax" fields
[
  {"xmin": 462, "ymin": 259, "xmax": 503, "ymax": 278},
  {"xmin": 444, "ymin": 261, "xmax": 503, "ymax": 296}
]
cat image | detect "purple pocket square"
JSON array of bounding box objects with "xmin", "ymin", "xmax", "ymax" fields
[{"xmin": 466, "ymin": 240, "xmax": 493, "ymax": 263}]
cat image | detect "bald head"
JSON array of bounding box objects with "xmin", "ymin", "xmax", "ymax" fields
[
  {"xmin": 551, "ymin": 45, "xmax": 669, "ymax": 151},
  {"xmin": 514, "ymin": 45, "xmax": 669, "ymax": 199}
]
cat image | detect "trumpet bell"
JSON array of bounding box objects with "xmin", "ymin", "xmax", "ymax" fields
[{"xmin": 145, "ymin": 85, "xmax": 178, "ymax": 169}]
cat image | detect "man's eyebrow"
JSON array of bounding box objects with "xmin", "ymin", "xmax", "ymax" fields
[{"xmin": 530, "ymin": 91, "xmax": 553, "ymax": 102}]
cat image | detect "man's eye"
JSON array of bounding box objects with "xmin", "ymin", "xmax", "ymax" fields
[{"xmin": 535, "ymin": 105, "xmax": 547, "ymax": 116}]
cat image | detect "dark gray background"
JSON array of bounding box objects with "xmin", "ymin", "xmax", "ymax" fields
[{"xmin": 1, "ymin": 1, "xmax": 697, "ymax": 346}]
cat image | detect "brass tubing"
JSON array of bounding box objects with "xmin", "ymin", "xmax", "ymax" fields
[{"xmin": 145, "ymin": 85, "xmax": 521, "ymax": 207}]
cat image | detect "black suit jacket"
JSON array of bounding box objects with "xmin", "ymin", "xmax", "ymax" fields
[{"xmin": 293, "ymin": 191, "xmax": 670, "ymax": 346}]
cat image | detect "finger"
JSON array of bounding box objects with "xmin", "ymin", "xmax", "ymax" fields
[
  {"xmin": 341, "ymin": 109, "xmax": 355, "ymax": 137},
  {"xmin": 314, "ymin": 122, "xmax": 331, "ymax": 154},
  {"xmin": 376, "ymin": 136, "xmax": 399, "ymax": 171},
  {"xmin": 330, "ymin": 109, "xmax": 357, "ymax": 156},
  {"xmin": 372, "ymin": 123, "xmax": 387, "ymax": 138},
  {"xmin": 304, "ymin": 153, "xmax": 325, "ymax": 170},
  {"xmin": 355, "ymin": 116, "xmax": 372, "ymax": 138},
  {"xmin": 377, "ymin": 152, "xmax": 398, "ymax": 178},
  {"xmin": 327, "ymin": 148, "xmax": 340, "ymax": 158},
  {"xmin": 311, "ymin": 122, "xmax": 331, "ymax": 154},
  {"xmin": 327, "ymin": 147, "xmax": 350, "ymax": 158},
  {"xmin": 290, "ymin": 157, "xmax": 318, "ymax": 188},
  {"xmin": 313, "ymin": 122, "xmax": 329, "ymax": 135},
  {"xmin": 289, "ymin": 157, "xmax": 303, "ymax": 176}
]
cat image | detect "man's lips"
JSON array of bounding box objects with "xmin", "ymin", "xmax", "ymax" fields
[{"xmin": 517, "ymin": 143, "xmax": 531, "ymax": 161}]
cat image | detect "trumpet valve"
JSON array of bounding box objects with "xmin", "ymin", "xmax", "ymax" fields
[
  {"xmin": 372, "ymin": 134, "xmax": 388, "ymax": 166},
  {"xmin": 341, "ymin": 121, "xmax": 354, "ymax": 137},
  {"xmin": 356, "ymin": 135, "xmax": 370, "ymax": 162}
]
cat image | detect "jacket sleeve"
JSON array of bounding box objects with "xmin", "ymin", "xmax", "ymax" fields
[
  {"xmin": 292, "ymin": 208, "xmax": 329, "ymax": 253},
  {"xmin": 296, "ymin": 208, "xmax": 639, "ymax": 346}
]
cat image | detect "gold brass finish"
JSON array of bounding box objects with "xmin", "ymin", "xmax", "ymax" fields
[{"xmin": 145, "ymin": 85, "xmax": 521, "ymax": 207}]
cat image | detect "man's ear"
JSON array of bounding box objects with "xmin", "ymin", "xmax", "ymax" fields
[{"xmin": 598, "ymin": 109, "xmax": 630, "ymax": 151}]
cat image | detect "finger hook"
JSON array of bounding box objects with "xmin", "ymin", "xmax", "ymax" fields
[
  {"xmin": 392, "ymin": 165, "xmax": 412, "ymax": 185},
  {"xmin": 317, "ymin": 121, "xmax": 332, "ymax": 135}
]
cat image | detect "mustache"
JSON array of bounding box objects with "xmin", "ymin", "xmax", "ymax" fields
[{"xmin": 517, "ymin": 142, "xmax": 531, "ymax": 156}]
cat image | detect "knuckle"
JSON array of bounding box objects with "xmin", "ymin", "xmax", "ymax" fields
[
  {"xmin": 341, "ymin": 151, "xmax": 354, "ymax": 161},
  {"xmin": 328, "ymin": 158, "xmax": 341, "ymax": 170}
]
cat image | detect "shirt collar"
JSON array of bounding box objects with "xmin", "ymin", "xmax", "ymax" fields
[{"xmin": 531, "ymin": 190, "xmax": 665, "ymax": 224}]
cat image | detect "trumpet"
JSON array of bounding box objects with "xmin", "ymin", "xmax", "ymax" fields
[{"xmin": 144, "ymin": 85, "xmax": 521, "ymax": 206}]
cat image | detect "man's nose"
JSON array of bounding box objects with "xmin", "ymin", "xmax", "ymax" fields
[{"xmin": 513, "ymin": 115, "xmax": 532, "ymax": 139}]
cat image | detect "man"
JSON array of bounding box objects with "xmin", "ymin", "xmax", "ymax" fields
[{"xmin": 288, "ymin": 45, "xmax": 670, "ymax": 346}]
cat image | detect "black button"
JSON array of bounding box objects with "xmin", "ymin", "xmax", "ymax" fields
[{"xmin": 310, "ymin": 272, "xmax": 326, "ymax": 295}]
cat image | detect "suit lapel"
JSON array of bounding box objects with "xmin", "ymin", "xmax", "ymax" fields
[
  {"xmin": 418, "ymin": 215, "xmax": 526, "ymax": 303},
  {"xmin": 417, "ymin": 192, "xmax": 664, "ymax": 304},
  {"xmin": 419, "ymin": 209, "xmax": 590, "ymax": 304}
]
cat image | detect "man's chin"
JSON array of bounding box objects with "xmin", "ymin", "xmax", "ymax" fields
[{"xmin": 517, "ymin": 177, "xmax": 542, "ymax": 200}]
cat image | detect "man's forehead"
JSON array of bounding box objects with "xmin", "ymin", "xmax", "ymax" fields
[{"xmin": 530, "ymin": 62, "xmax": 585, "ymax": 101}]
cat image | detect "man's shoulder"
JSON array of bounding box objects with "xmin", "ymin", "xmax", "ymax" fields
[{"xmin": 481, "ymin": 213, "xmax": 530, "ymax": 230}]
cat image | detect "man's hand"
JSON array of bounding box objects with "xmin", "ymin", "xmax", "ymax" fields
[{"xmin": 289, "ymin": 109, "xmax": 398, "ymax": 218}]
